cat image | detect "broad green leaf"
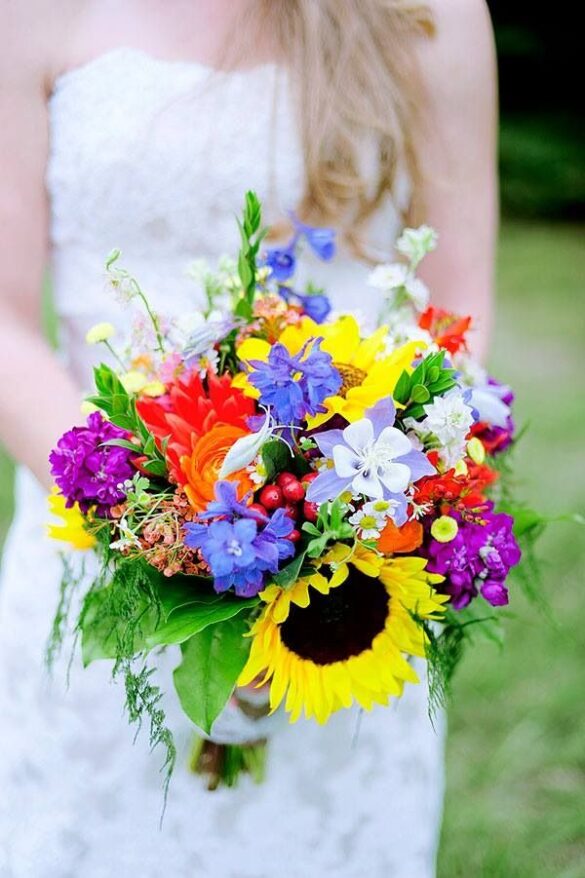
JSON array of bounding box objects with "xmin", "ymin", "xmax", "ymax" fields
[
  {"xmin": 145, "ymin": 594, "xmax": 257, "ymax": 648},
  {"xmin": 261, "ymin": 439, "xmax": 292, "ymax": 482},
  {"xmin": 173, "ymin": 615, "xmax": 252, "ymax": 734},
  {"xmin": 273, "ymin": 550, "xmax": 307, "ymax": 588}
]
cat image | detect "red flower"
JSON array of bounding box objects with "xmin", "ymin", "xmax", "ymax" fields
[
  {"xmin": 413, "ymin": 459, "xmax": 498, "ymax": 515},
  {"xmin": 419, "ymin": 307, "xmax": 472, "ymax": 355},
  {"xmin": 137, "ymin": 371, "xmax": 256, "ymax": 484}
]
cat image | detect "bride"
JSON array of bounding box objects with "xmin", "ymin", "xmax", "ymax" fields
[{"xmin": 0, "ymin": 1, "xmax": 497, "ymax": 875}]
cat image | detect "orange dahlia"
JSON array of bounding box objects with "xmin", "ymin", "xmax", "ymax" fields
[
  {"xmin": 137, "ymin": 371, "xmax": 256, "ymax": 484},
  {"xmin": 180, "ymin": 423, "xmax": 255, "ymax": 512}
]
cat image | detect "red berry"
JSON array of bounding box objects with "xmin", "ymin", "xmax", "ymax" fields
[
  {"xmin": 276, "ymin": 471, "xmax": 297, "ymax": 488},
  {"xmin": 259, "ymin": 484, "xmax": 284, "ymax": 510},
  {"xmin": 248, "ymin": 503, "xmax": 268, "ymax": 520},
  {"xmin": 283, "ymin": 502, "xmax": 299, "ymax": 520},
  {"xmin": 282, "ymin": 479, "xmax": 305, "ymax": 503},
  {"xmin": 286, "ymin": 528, "xmax": 302, "ymax": 543},
  {"xmin": 301, "ymin": 471, "xmax": 319, "ymax": 488},
  {"xmin": 303, "ymin": 500, "xmax": 319, "ymax": 523}
]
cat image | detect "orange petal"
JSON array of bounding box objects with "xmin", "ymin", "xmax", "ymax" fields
[{"xmin": 377, "ymin": 519, "xmax": 423, "ymax": 555}]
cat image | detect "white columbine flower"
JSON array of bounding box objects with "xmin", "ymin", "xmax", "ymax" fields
[
  {"xmin": 396, "ymin": 225, "xmax": 438, "ymax": 267},
  {"xmin": 454, "ymin": 354, "xmax": 512, "ymax": 429}
]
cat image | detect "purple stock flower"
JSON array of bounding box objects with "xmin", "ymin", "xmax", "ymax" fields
[
  {"xmin": 306, "ymin": 397, "xmax": 435, "ymax": 525},
  {"xmin": 248, "ymin": 339, "xmax": 341, "ymax": 425},
  {"xmin": 422, "ymin": 504, "xmax": 521, "ymax": 609},
  {"xmin": 49, "ymin": 412, "xmax": 135, "ymax": 517}
]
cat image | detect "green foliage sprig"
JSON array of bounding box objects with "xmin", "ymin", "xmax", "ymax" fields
[
  {"xmin": 87, "ymin": 363, "xmax": 167, "ymax": 477},
  {"xmin": 235, "ymin": 191, "xmax": 267, "ymax": 321},
  {"xmin": 302, "ymin": 498, "xmax": 355, "ymax": 558},
  {"xmin": 394, "ymin": 351, "xmax": 457, "ymax": 421}
]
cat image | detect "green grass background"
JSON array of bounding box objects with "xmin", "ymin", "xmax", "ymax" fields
[{"xmin": 0, "ymin": 220, "xmax": 583, "ymax": 875}]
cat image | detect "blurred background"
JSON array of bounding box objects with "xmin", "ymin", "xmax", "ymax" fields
[{"xmin": 0, "ymin": 4, "xmax": 583, "ymax": 876}]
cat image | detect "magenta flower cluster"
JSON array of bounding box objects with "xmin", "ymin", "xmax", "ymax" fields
[
  {"xmin": 423, "ymin": 503, "xmax": 521, "ymax": 609},
  {"xmin": 49, "ymin": 412, "xmax": 135, "ymax": 516}
]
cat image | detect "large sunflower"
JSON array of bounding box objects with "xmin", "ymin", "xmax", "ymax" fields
[
  {"xmin": 238, "ymin": 544, "xmax": 447, "ymax": 723},
  {"xmin": 234, "ymin": 315, "xmax": 422, "ymax": 428}
]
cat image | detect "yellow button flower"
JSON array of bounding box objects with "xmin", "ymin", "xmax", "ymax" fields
[
  {"xmin": 85, "ymin": 322, "xmax": 115, "ymax": 344},
  {"xmin": 430, "ymin": 515, "xmax": 459, "ymax": 543}
]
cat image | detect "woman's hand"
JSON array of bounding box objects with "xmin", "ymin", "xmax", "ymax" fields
[
  {"xmin": 0, "ymin": 3, "xmax": 83, "ymax": 488},
  {"xmin": 414, "ymin": 0, "xmax": 498, "ymax": 362}
]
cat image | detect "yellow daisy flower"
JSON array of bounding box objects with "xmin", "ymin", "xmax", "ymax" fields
[
  {"xmin": 234, "ymin": 315, "xmax": 423, "ymax": 428},
  {"xmin": 238, "ymin": 543, "xmax": 447, "ymax": 724},
  {"xmin": 46, "ymin": 487, "xmax": 96, "ymax": 550}
]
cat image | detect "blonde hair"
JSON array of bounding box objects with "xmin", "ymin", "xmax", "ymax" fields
[{"xmin": 240, "ymin": 0, "xmax": 434, "ymax": 253}]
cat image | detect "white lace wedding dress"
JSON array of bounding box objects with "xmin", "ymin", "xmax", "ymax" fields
[{"xmin": 0, "ymin": 49, "xmax": 445, "ymax": 878}]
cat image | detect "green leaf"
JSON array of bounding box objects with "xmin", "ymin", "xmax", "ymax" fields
[
  {"xmin": 261, "ymin": 439, "xmax": 291, "ymax": 482},
  {"xmin": 173, "ymin": 616, "xmax": 252, "ymax": 734},
  {"xmin": 235, "ymin": 190, "xmax": 267, "ymax": 321},
  {"xmin": 273, "ymin": 550, "xmax": 308, "ymax": 588},
  {"xmin": 393, "ymin": 370, "xmax": 411, "ymax": 405},
  {"xmin": 411, "ymin": 383, "xmax": 431, "ymax": 404},
  {"xmin": 146, "ymin": 593, "xmax": 258, "ymax": 648}
]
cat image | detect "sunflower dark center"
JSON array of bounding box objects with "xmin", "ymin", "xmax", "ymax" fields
[
  {"xmin": 334, "ymin": 362, "xmax": 367, "ymax": 397},
  {"xmin": 280, "ymin": 568, "xmax": 389, "ymax": 665}
]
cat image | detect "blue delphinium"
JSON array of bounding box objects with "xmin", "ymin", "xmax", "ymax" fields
[
  {"xmin": 184, "ymin": 484, "xmax": 295, "ymax": 597},
  {"xmin": 290, "ymin": 213, "xmax": 336, "ymax": 261},
  {"xmin": 198, "ymin": 480, "xmax": 267, "ymax": 522},
  {"xmin": 265, "ymin": 247, "xmax": 296, "ymax": 283},
  {"xmin": 277, "ymin": 285, "xmax": 332, "ymax": 325},
  {"xmin": 263, "ymin": 216, "xmax": 336, "ymax": 286},
  {"xmin": 248, "ymin": 339, "xmax": 341, "ymax": 425}
]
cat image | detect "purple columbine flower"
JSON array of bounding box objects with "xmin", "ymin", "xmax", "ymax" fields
[
  {"xmin": 422, "ymin": 504, "xmax": 521, "ymax": 609},
  {"xmin": 184, "ymin": 505, "xmax": 295, "ymax": 598},
  {"xmin": 306, "ymin": 397, "xmax": 435, "ymax": 525},
  {"xmin": 49, "ymin": 411, "xmax": 135, "ymax": 517},
  {"xmin": 248, "ymin": 339, "xmax": 341, "ymax": 426}
]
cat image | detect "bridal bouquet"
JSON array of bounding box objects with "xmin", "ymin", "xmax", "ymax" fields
[{"xmin": 48, "ymin": 192, "xmax": 526, "ymax": 790}]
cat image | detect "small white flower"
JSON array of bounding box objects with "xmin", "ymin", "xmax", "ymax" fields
[
  {"xmin": 85, "ymin": 322, "xmax": 115, "ymax": 345},
  {"xmin": 368, "ymin": 263, "xmax": 409, "ymax": 291},
  {"xmin": 368, "ymin": 263, "xmax": 430, "ymax": 312},
  {"xmin": 246, "ymin": 456, "xmax": 267, "ymax": 486},
  {"xmin": 420, "ymin": 390, "xmax": 475, "ymax": 447},
  {"xmin": 396, "ymin": 225, "xmax": 438, "ymax": 266},
  {"xmin": 349, "ymin": 498, "xmax": 401, "ymax": 538},
  {"xmin": 403, "ymin": 276, "xmax": 430, "ymax": 311}
]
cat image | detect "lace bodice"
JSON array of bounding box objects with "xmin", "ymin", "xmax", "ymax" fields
[
  {"xmin": 0, "ymin": 47, "xmax": 443, "ymax": 878},
  {"xmin": 47, "ymin": 47, "xmax": 408, "ymax": 383}
]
